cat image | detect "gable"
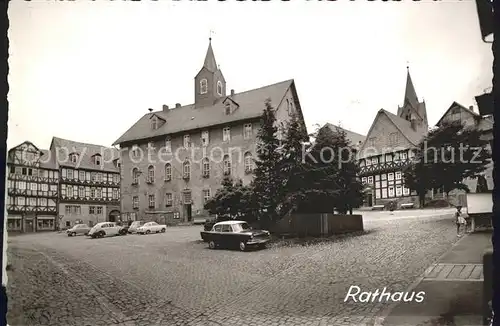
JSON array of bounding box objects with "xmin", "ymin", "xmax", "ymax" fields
[
  {"xmin": 436, "ymin": 102, "xmax": 478, "ymax": 127},
  {"xmin": 358, "ymin": 111, "xmax": 416, "ymax": 159}
]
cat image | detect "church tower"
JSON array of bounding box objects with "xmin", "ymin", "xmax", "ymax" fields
[
  {"xmin": 194, "ymin": 38, "xmax": 226, "ymax": 107},
  {"xmin": 397, "ymin": 67, "xmax": 428, "ymax": 130}
]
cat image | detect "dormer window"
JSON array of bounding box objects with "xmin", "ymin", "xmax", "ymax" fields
[
  {"xmin": 151, "ymin": 116, "xmax": 158, "ymax": 130},
  {"xmin": 225, "ymin": 102, "xmax": 231, "ymax": 115},
  {"xmin": 217, "ymin": 81, "xmax": 222, "ymax": 96},
  {"xmin": 113, "ymin": 159, "xmax": 121, "ymax": 168},
  {"xmin": 200, "ymin": 79, "xmax": 208, "ymax": 94},
  {"xmin": 93, "ymin": 154, "xmax": 101, "ymax": 166},
  {"xmin": 69, "ymin": 153, "xmax": 79, "ymax": 164}
]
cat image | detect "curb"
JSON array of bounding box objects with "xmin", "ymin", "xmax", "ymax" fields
[{"xmin": 373, "ymin": 233, "xmax": 471, "ymax": 326}]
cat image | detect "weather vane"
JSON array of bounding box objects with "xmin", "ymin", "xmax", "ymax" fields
[{"xmin": 209, "ymin": 30, "xmax": 215, "ymax": 41}]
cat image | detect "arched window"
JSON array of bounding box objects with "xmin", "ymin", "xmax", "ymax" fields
[
  {"xmin": 223, "ymin": 155, "xmax": 231, "ymax": 175},
  {"xmin": 183, "ymin": 160, "xmax": 191, "ymax": 179},
  {"xmin": 147, "ymin": 165, "xmax": 155, "ymax": 183},
  {"xmin": 132, "ymin": 168, "xmax": 140, "ymax": 185},
  {"xmin": 200, "ymin": 79, "xmax": 208, "ymax": 94},
  {"xmin": 244, "ymin": 152, "xmax": 253, "ymax": 173},
  {"xmin": 217, "ymin": 81, "xmax": 222, "ymax": 96},
  {"xmin": 202, "ymin": 157, "xmax": 210, "ymax": 178},
  {"xmin": 164, "ymin": 163, "xmax": 172, "ymax": 181}
]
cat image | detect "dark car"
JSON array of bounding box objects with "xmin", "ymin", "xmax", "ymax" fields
[{"xmin": 200, "ymin": 220, "xmax": 271, "ymax": 251}]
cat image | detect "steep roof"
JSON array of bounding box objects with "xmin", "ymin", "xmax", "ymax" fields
[
  {"xmin": 113, "ymin": 79, "xmax": 295, "ymax": 145},
  {"xmin": 358, "ymin": 109, "xmax": 427, "ymax": 159},
  {"xmin": 203, "ymin": 40, "xmax": 218, "ymax": 72},
  {"xmin": 324, "ymin": 123, "xmax": 366, "ymax": 147},
  {"xmin": 7, "ymin": 141, "xmax": 58, "ymax": 170},
  {"xmin": 436, "ymin": 101, "xmax": 493, "ymax": 132},
  {"xmin": 50, "ymin": 137, "xmax": 120, "ymax": 172}
]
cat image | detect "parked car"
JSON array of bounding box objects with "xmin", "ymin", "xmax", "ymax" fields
[
  {"xmin": 116, "ymin": 221, "xmax": 131, "ymax": 235},
  {"xmin": 67, "ymin": 224, "xmax": 91, "ymax": 237},
  {"xmin": 128, "ymin": 220, "xmax": 145, "ymax": 233},
  {"xmin": 200, "ymin": 220, "xmax": 271, "ymax": 251},
  {"xmin": 137, "ymin": 222, "xmax": 167, "ymax": 235},
  {"xmin": 87, "ymin": 222, "xmax": 123, "ymax": 238}
]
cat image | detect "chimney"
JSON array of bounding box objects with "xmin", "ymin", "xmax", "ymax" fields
[
  {"xmin": 175, "ymin": 103, "xmax": 181, "ymax": 108},
  {"xmin": 148, "ymin": 108, "xmax": 153, "ymax": 112},
  {"xmin": 162, "ymin": 104, "xmax": 169, "ymax": 112},
  {"xmin": 469, "ymin": 105, "xmax": 474, "ymax": 112},
  {"xmin": 230, "ymin": 89, "xmax": 235, "ymax": 96}
]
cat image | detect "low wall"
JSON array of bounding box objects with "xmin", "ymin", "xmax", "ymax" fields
[{"xmin": 271, "ymin": 213, "xmax": 363, "ymax": 237}]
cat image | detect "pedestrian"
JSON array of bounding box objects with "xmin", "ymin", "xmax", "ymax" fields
[{"xmin": 455, "ymin": 206, "xmax": 466, "ymax": 236}]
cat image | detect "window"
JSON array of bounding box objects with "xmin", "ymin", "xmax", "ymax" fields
[
  {"xmin": 132, "ymin": 145, "xmax": 140, "ymax": 158},
  {"xmin": 183, "ymin": 190, "xmax": 192, "ymax": 204},
  {"xmin": 90, "ymin": 172, "xmax": 97, "ymax": 182},
  {"xmin": 375, "ymin": 175, "xmax": 380, "ymax": 181},
  {"xmin": 385, "ymin": 154, "xmax": 393, "ymax": 162},
  {"xmin": 381, "ymin": 174, "xmax": 387, "ymax": 180},
  {"xmin": 403, "ymin": 187, "xmax": 410, "ymax": 196},
  {"xmin": 70, "ymin": 153, "xmax": 78, "ymax": 164},
  {"xmin": 222, "ymin": 127, "xmax": 231, "ymax": 142},
  {"xmin": 147, "ymin": 165, "xmax": 155, "ymax": 183},
  {"xmin": 90, "ymin": 187, "xmax": 96, "ymax": 198},
  {"xmin": 30, "ymin": 183, "xmax": 37, "ymax": 191},
  {"xmin": 371, "ymin": 157, "xmax": 378, "ymax": 165},
  {"xmin": 133, "ymin": 196, "xmax": 139, "ymax": 209},
  {"xmin": 359, "ymin": 160, "xmax": 365, "ymax": 167},
  {"xmin": 89, "ymin": 206, "xmax": 95, "ymax": 214},
  {"xmin": 132, "ymin": 168, "xmax": 140, "ymax": 184},
  {"xmin": 367, "ymin": 176, "xmax": 373, "ymax": 184},
  {"xmin": 381, "ymin": 188, "xmax": 388, "ymax": 198},
  {"xmin": 394, "ymin": 152, "xmax": 400, "ymax": 161},
  {"xmin": 375, "ymin": 189, "xmax": 381, "ymax": 199},
  {"xmin": 165, "ymin": 193, "xmax": 173, "ymax": 207},
  {"xmin": 223, "ymin": 155, "xmax": 231, "ymax": 175},
  {"xmin": 97, "ymin": 173, "xmax": 103, "ymax": 182},
  {"xmin": 164, "ymin": 163, "xmax": 172, "ymax": 181},
  {"xmin": 85, "ymin": 187, "xmax": 90, "ymax": 198},
  {"xmin": 148, "ymin": 195, "xmax": 155, "ymax": 208},
  {"xmin": 67, "ymin": 169, "xmax": 74, "ymax": 180},
  {"xmin": 97, "ymin": 206, "xmax": 102, "ymax": 215},
  {"xmin": 401, "ymin": 152, "xmax": 408, "ymax": 160},
  {"xmin": 200, "ymin": 79, "xmax": 208, "ymax": 94},
  {"xmin": 388, "ymin": 173, "xmax": 394, "ymax": 181},
  {"xmin": 173, "ymin": 212, "xmax": 180, "ymax": 219},
  {"xmin": 113, "ymin": 188, "xmax": 118, "ymax": 199},
  {"xmin": 201, "ymin": 131, "xmax": 209, "ymax": 147},
  {"xmin": 203, "ymin": 189, "xmax": 211, "ymax": 203},
  {"xmin": 17, "ymin": 197, "xmax": 25, "ymax": 206},
  {"xmin": 96, "ymin": 188, "xmax": 102, "ymax": 198},
  {"xmin": 202, "ymin": 158, "xmax": 210, "ymax": 178},
  {"xmin": 362, "ymin": 177, "xmax": 367, "ymax": 184},
  {"xmin": 151, "ymin": 116, "xmax": 158, "ymax": 130},
  {"xmin": 67, "ymin": 185, "xmax": 73, "ymax": 197},
  {"xmin": 183, "ymin": 160, "xmax": 191, "ymax": 179},
  {"xmin": 93, "ymin": 155, "xmax": 101, "ymax": 166},
  {"xmin": 366, "ymin": 159, "xmax": 371, "ymax": 166},
  {"xmin": 78, "ymin": 187, "xmax": 84, "ymax": 197},
  {"xmin": 148, "ymin": 142, "xmax": 155, "ymax": 152},
  {"xmin": 389, "ymin": 132, "xmax": 399, "ymax": 145},
  {"xmin": 289, "ymin": 99, "xmax": 294, "ymax": 116},
  {"xmin": 388, "ymin": 186, "xmax": 395, "ymax": 197},
  {"xmin": 396, "ymin": 185, "xmax": 402, "ymax": 197},
  {"xmin": 217, "ymin": 81, "xmax": 222, "ymax": 95},
  {"xmin": 395, "ymin": 172, "xmax": 402, "ymax": 180},
  {"xmin": 244, "ymin": 123, "xmax": 252, "ymax": 139},
  {"xmin": 79, "ymin": 171, "xmax": 85, "ymax": 181},
  {"xmin": 225, "ymin": 102, "xmax": 231, "ymax": 115},
  {"xmin": 244, "ymin": 152, "xmax": 253, "ymax": 173},
  {"xmin": 183, "ymin": 135, "xmax": 191, "ymax": 148},
  {"xmin": 164, "ymin": 138, "xmax": 171, "ymax": 153},
  {"xmin": 368, "ymin": 137, "xmax": 376, "ymax": 147}
]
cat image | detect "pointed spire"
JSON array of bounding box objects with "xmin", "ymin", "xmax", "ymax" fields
[
  {"xmin": 203, "ymin": 37, "xmax": 218, "ymax": 72},
  {"xmin": 404, "ymin": 66, "xmax": 419, "ymax": 109}
]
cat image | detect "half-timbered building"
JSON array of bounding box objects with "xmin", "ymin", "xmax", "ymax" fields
[
  {"xmin": 357, "ymin": 68, "xmax": 428, "ymax": 208},
  {"xmin": 7, "ymin": 141, "xmax": 59, "ymax": 232},
  {"xmin": 49, "ymin": 137, "xmax": 121, "ymax": 229},
  {"xmin": 113, "ymin": 39, "xmax": 307, "ymax": 225}
]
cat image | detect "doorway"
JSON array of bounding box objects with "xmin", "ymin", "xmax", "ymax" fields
[
  {"xmin": 25, "ymin": 219, "xmax": 34, "ymax": 232},
  {"xmin": 184, "ymin": 204, "xmax": 192, "ymax": 222}
]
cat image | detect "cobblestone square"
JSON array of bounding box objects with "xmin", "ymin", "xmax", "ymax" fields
[{"xmin": 7, "ymin": 209, "xmax": 459, "ymax": 326}]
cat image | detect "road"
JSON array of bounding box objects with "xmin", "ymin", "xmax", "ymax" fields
[{"xmin": 7, "ymin": 209, "xmax": 459, "ymax": 326}]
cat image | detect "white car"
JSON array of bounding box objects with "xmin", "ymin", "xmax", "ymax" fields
[
  {"xmin": 128, "ymin": 220, "xmax": 145, "ymax": 234},
  {"xmin": 137, "ymin": 222, "xmax": 166, "ymax": 235},
  {"xmin": 87, "ymin": 222, "xmax": 123, "ymax": 238}
]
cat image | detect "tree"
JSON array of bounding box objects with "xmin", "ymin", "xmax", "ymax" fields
[
  {"xmin": 204, "ymin": 176, "xmax": 255, "ymax": 221},
  {"xmin": 251, "ymin": 99, "xmax": 283, "ymax": 227},
  {"xmin": 404, "ymin": 120, "xmax": 491, "ymax": 204},
  {"xmin": 277, "ymin": 112, "xmax": 311, "ymax": 216}
]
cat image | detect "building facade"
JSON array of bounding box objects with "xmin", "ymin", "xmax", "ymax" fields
[
  {"xmin": 6, "ymin": 142, "xmax": 59, "ymax": 232},
  {"xmin": 50, "ymin": 137, "xmax": 121, "ymax": 229},
  {"xmin": 357, "ymin": 68, "xmax": 428, "ymax": 208},
  {"xmin": 114, "ymin": 39, "xmax": 307, "ymax": 225}
]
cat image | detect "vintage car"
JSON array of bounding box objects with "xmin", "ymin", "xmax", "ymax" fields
[
  {"xmin": 87, "ymin": 222, "xmax": 124, "ymax": 238},
  {"xmin": 200, "ymin": 220, "xmax": 271, "ymax": 251},
  {"xmin": 67, "ymin": 224, "xmax": 91, "ymax": 237},
  {"xmin": 137, "ymin": 222, "xmax": 166, "ymax": 235},
  {"xmin": 128, "ymin": 220, "xmax": 145, "ymax": 234}
]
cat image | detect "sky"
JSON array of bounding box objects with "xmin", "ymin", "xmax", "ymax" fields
[{"xmin": 7, "ymin": 0, "xmax": 493, "ymax": 150}]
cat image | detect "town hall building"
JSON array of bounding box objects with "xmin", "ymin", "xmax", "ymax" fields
[{"xmin": 113, "ymin": 39, "xmax": 307, "ymax": 225}]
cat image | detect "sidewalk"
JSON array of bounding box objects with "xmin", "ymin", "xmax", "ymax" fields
[{"xmin": 379, "ymin": 230, "xmax": 493, "ymax": 326}]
